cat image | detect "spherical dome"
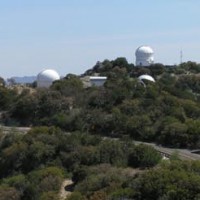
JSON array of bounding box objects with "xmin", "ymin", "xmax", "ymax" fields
[
  {"xmin": 135, "ymin": 46, "xmax": 154, "ymax": 56},
  {"xmin": 138, "ymin": 74, "xmax": 155, "ymax": 83},
  {"xmin": 37, "ymin": 69, "xmax": 60, "ymax": 88},
  {"xmin": 135, "ymin": 45, "xmax": 154, "ymax": 66}
]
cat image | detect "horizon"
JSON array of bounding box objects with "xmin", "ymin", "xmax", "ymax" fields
[{"xmin": 0, "ymin": 0, "xmax": 200, "ymax": 78}]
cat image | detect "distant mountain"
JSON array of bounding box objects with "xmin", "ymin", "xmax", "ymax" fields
[{"xmin": 8, "ymin": 76, "xmax": 37, "ymax": 84}]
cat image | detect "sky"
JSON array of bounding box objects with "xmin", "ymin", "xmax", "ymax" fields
[{"xmin": 0, "ymin": 0, "xmax": 200, "ymax": 78}]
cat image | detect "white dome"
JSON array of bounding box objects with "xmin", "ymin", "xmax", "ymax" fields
[
  {"xmin": 37, "ymin": 69, "xmax": 60, "ymax": 88},
  {"xmin": 138, "ymin": 74, "xmax": 155, "ymax": 83},
  {"xmin": 135, "ymin": 46, "xmax": 154, "ymax": 66},
  {"xmin": 136, "ymin": 46, "xmax": 154, "ymax": 55}
]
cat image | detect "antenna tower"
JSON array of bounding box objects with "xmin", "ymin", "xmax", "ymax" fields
[{"xmin": 180, "ymin": 50, "xmax": 183, "ymax": 64}]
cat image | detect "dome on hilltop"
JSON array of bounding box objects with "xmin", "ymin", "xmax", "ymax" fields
[
  {"xmin": 135, "ymin": 46, "xmax": 154, "ymax": 66},
  {"xmin": 37, "ymin": 69, "xmax": 60, "ymax": 88}
]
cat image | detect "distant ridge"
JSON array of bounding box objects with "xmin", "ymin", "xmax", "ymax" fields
[{"xmin": 9, "ymin": 76, "xmax": 37, "ymax": 84}]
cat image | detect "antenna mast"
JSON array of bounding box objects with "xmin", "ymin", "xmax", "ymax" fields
[{"xmin": 180, "ymin": 49, "xmax": 183, "ymax": 64}]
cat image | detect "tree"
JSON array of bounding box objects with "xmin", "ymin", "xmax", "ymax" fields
[
  {"xmin": 128, "ymin": 144, "xmax": 162, "ymax": 168},
  {"xmin": 0, "ymin": 86, "xmax": 17, "ymax": 111},
  {"xmin": 66, "ymin": 192, "xmax": 85, "ymax": 200},
  {"xmin": 0, "ymin": 76, "xmax": 5, "ymax": 86},
  {"xmin": 72, "ymin": 166, "xmax": 88, "ymax": 184},
  {"xmin": 97, "ymin": 140, "xmax": 127, "ymax": 166},
  {"xmin": 10, "ymin": 94, "xmax": 38, "ymax": 125},
  {"xmin": 159, "ymin": 121, "xmax": 188, "ymax": 147},
  {"xmin": 39, "ymin": 192, "xmax": 58, "ymax": 200},
  {"xmin": 149, "ymin": 63, "xmax": 165, "ymax": 76},
  {"xmin": 2, "ymin": 174, "xmax": 27, "ymax": 197},
  {"xmin": 131, "ymin": 161, "xmax": 200, "ymax": 200},
  {"xmin": 52, "ymin": 74, "xmax": 83, "ymax": 96}
]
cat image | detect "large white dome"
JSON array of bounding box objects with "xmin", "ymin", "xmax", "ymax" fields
[
  {"xmin": 135, "ymin": 46, "xmax": 154, "ymax": 66},
  {"xmin": 37, "ymin": 69, "xmax": 60, "ymax": 88}
]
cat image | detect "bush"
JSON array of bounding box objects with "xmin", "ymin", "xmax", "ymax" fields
[
  {"xmin": 66, "ymin": 192, "xmax": 85, "ymax": 200},
  {"xmin": 39, "ymin": 191, "xmax": 59, "ymax": 200},
  {"xmin": 128, "ymin": 144, "xmax": 162, "ymax": 168}
]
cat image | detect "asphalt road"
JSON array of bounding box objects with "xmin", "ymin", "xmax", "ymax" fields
[{"xmin": 134, "ymin": 141, "xmax": 200, "ymax": 161}]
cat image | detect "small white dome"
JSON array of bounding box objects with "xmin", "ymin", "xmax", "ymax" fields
[
  {"xmin": 135, "ymin": 45, "xmax": 154, "ymax": 66},
  {"xmin": 37, "ymin": 69, "xmax": 60, "ymax": 88},
  {"xmin": 138, "ymin": 74, "xmax": 155, "ymax": 83}
]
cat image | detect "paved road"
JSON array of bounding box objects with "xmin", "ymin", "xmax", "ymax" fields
[
  {"xmin": 134, "ymin": 141, "xmax": 200, "ymax": 161},
  {"xmin": 103, "ymin": 137, "xmax": 200, "ymax": 161}
]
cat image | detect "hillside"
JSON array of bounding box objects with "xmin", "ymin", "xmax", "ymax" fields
[
  {"xmin": 2, "ymin": 58, "xmax": 200, "ymax": 148},
  {"xmin": 1, "ymin": 58, "xmax": 200, "ymax": 199}
]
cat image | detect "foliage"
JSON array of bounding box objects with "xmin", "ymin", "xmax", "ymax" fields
[
  {"xmin": 0, "ymin": 186, "xmax": 20, "ymax": 200},
  {"xmin": 1, "ymin": 167, "xmax": 64, "ymax": 200},
  {"xmin": 3, "ymin": 59, "xmax": 200, "ymax": 149},
  {"xmin": 2, "ymin": 58, "xmax": 200, "ymax": 199},
  {"xmin": 130, "ymin": 161, "xmax": 200, "ymax": 200},
  {"xmin": 128, "ymin": 144, "xmax": 162, "ymax": 168},
  {"xmin": 0, "ymin": 86, "xmax": 17, "ymax": 111}
]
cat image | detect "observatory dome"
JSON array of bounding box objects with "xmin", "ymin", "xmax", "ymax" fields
[
  {"xmin": 135, "ymin": 46, "xmax": 154, "ymax": 66},
  {"xmin": 37, "ymin": 69, "xmax": 60, "ymax": 88},
  {"xmin": 138, "ymin": 74, "xmax": 155, "ymax": 83}
]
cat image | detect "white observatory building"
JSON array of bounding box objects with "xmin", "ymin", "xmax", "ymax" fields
[
  {"xmin": 90, "ymin": 76, "xmax": 107, "ymax": 87},
  {"xmin": 37, "ymin": 69, "xmax": 60, "ymax": 88},
  {"xmin": 135, "ymin": 45, "xmax": 154, "ymax": 66}
]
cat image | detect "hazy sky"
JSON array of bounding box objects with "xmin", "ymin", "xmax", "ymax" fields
[{"xmin": 0, "ymin": 0, "xmax": 200, "ymax": 78}]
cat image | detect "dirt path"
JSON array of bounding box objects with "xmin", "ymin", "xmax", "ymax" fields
[
  {"xmin": 0, "ymin": 126, "xmax": 31, "ymax": 134},
  {"xmin": 59, "ymin": 179, "xmax": 74, "ymax": 200}
]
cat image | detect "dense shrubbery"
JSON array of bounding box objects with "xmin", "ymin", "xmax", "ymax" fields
[
  {"xmin": 0, "ymin": 167, "xmax": 64, "ymax": 200},
  {"xmin": 69, "ymin": 160, "xmax": 200, "ymax": 200},
  {"xmin": 1, "ymin": 59, "xmax": 200, "ymax": 199},
  {"xmin": 0, "ymin": 127, "xmax": 161, "ymax": 178},
  {"xmin": 0, "ymin": 127, "xmax": 161, "ymax": 199},
  {"xmin": 1, "ymin": 128, "xmax": 200, "ymax": 199}
]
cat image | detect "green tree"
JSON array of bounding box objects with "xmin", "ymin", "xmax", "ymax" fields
[
  {"xmin": 39, "ymin": 192, "xmax": 58, "ymax": 200},
  {"xmin": 159, "ymin": 121, "xmax": 188, "ymax": 147},
  {"xmin": 131, "ymin": 162, "xmax": 200, "ymax": 200},
  {"xmin": 128, "ymin": 144, "xmax": 162, "ymax": 168},
  {"xmin": 66, "ymin": 192, "xmax": 85, "ymax": 200}
]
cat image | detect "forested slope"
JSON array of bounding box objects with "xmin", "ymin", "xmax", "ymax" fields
[
  {"xmin": 1, "ymin": 59, "xmax": 200, "ymax": 199},
  {"xmin": 2, "ymin": 59, "xmax": 200, "ymax": 148}
]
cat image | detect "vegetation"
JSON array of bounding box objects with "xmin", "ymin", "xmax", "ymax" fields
[
  {"xmin": 1, "ymin": 59, "xmax": 200, "ymax": 199},
  {"xmin": 2, "ymin": 59, "xmax": 200, "ymax": 148},
  {"xmin": 0, "ymin": 127, "xmax": 161, "ymax": 199}
]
